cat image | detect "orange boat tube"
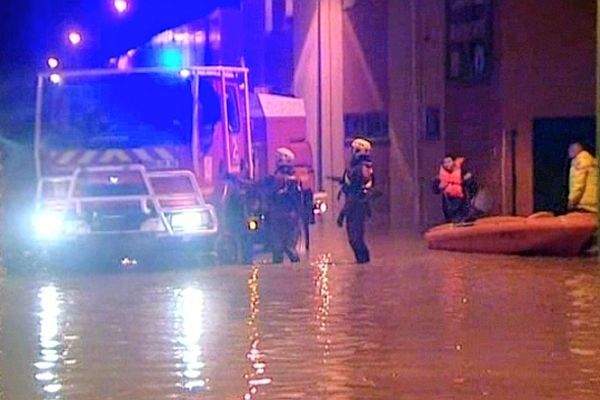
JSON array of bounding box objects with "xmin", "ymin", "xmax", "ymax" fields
[{"xmin": 424, "ymin": 212, "xmax": 597, "ymax": 257}]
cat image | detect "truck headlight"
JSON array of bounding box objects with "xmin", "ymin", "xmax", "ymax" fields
[
  {"xmin": 247, "ymin": 218, "xmax": 259, "ymax": 231},
  {"xmin": 313, "ymin": 200, "xmax": 328, "ymax": 214},
  {"xmin": 33, "ymin": 211, "xmax": 65, "ymax": 239},
  {"xmin": 169, "ymin": 210, "xmax": 214, "ymax": 232}
]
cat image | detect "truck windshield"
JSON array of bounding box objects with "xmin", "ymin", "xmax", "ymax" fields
[{"xmin": 41, "ymin": 72, "xmax": 193, "ymax": 149}]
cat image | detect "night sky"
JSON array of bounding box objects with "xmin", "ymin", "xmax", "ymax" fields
[{"xmin": 0, "ymin": 0, "xmax": 240, "ymax": 69}]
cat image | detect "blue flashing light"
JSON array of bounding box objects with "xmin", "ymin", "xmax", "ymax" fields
[{"xmin": 158, "ymin": 48, "xmax": 183, "ymax": 69}]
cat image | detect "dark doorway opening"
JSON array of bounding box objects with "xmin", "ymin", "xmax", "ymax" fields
[{"xmin": 533, "ymin": 117, "xmax": 596, "ymax": 213}]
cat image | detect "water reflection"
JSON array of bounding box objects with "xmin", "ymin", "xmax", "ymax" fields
[
  {"xmin": 2, "ymin": 226, "xmax": 599, "ymax": 400},
  {"xmin": 35, "ymin": 285, "xmax": 64, "ymax": 399},
  {"xmin": 565, "ymin": 273, "xmax": 600, "ymax": 396},
  {"xmin": 174, "ymin": 286, "xmax": 209, "ymax": 392},
  {"xmin": 243, "ymin": 265, "xmax": 271, "ymax": 400},
  {"xmin": 439, "ymin": 263, "xmax": 469, "ymax": 388},
  {"xmin": 314, "ymin": 254, "xmax": 332, "ymax": 362}
]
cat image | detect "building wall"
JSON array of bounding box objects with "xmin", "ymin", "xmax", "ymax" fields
[
  {"xmin": 342, "ymin": 0, "xmax": 391, "ymax": 223},
  {"xmin": 293, "ymin": 0, "xmax": 345, "ymax": 217},
  {"xmin": 444, "ymin": 0, "xmax": 503, "ymax": 214},
  {"xmin": 292, "ymin": 0, "xmax": 319, "ymax": 194},
  {"xmin": 388, "ymin": 0, "xmax": 446, "ymax": 228},
  {"xmin": 342, "ymin": 0, "xmax": 388, "ymax": 113},
  {"xmin": 446, "ymin": 0, "xmax": 596, "ymax": 216},
  {"xmin": 288, "ymin": 0, "xmax": 595, "ymax": 226},
  {"xmin": 414, "ymin": 0, "xmax": 447, "ymax": 227},
  {"xmin": 341, "ymin": 0, "xmax": 446, "ymax": 228},
  {"xmin": 242, "ymin": 0, "xmax": 265, "ymax": 86},
  {"xmin": 500, "ymin": 0, "xmax": 596, "ymax": 214},
  {"xmin": 243, "ymin": 0, "xmax": 294, "ymax": 93},
  {"xmin": 387, "ymin": 0, "xmax": 421, "ymax": 227}
]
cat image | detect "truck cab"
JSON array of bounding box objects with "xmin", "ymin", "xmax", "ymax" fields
[{"xmin": 33, "ymin": 65, "xmax": 321, "ymax": 264}]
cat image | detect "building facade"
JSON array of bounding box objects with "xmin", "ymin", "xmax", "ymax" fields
[{"xmin": 243, "ymin": 0, "xmax": 596, "ymax": 228}]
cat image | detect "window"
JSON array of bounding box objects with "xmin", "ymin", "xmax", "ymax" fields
[
  {"xmin": 226, "ymin": 86, "xmax": 240, "ymax": 134},
  {"xmin": 74, "ymin": 171, "xmax": 149, "ymax": 197},
  {"xmin": 42, "ymin": 73, "xmax": 193, "ymax": 149}
]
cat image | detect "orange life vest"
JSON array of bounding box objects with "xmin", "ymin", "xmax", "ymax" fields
[{"xmin": 439, "ymin": 158, "xmax": 464, "ymax": 199}]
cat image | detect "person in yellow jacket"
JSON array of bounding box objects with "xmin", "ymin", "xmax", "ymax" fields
[{"xmin": 567, "ymin": 142, "xmax": 598, "ymax": 213}]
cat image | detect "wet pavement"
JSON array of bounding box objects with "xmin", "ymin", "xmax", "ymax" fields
[{"xmin": 0, "ymin": 223, "xmax": 599, "ymax": 399}]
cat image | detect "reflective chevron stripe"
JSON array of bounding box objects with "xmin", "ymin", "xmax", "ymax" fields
[
  {"xmin": 78, "ymin": 150, "xmax": 98, "ymax": 165},
  {"xmin": 50, "ymin": 147, "xmax": 179, "ymax": 166},
  {"xmin": 132, "ymin": 148, "xmax": 154, "ymax": 162},
  {"xmin": 56, "ymin": 150, "xmax": 78, "ymax": 165},
  {"xmin": 98, "ymin": 149, "xmax": 132, "ymax": 163},
  {"xmin": 154, "ymin": 147, "xmax": 177, "ymax": 162}
]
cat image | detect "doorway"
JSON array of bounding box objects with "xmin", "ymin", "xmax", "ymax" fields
[{"xmin": 533, "ymin": 117, "xmax": 596, "ymax": 213}]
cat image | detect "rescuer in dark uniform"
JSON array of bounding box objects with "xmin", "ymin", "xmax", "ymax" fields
[
  {"xmin": 337, "ymin": 138, "xmax": 375, "ymax": 264},
  {"xmin": 265, "ymin": 147, "xmax": 303, "ymax": 264}
]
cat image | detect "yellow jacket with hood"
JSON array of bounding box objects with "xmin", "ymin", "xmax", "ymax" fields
[{"xmin": 569, "ymin": 150, "xmax": 598, "ymax": 213}]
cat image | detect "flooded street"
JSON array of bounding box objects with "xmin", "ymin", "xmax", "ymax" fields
[{"xmin": 0, "ymin": 224, "xmax": 599, "ymax": 400}]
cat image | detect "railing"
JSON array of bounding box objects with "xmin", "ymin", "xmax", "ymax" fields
[
  {"xmin": 37, "ymin": 65, "xmax": 249, "ymax": 79},
  {"xmin": 36, "ymin": 164, "xmax": 215, "ymax": 236}
]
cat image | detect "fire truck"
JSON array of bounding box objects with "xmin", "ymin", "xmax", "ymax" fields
[{"xmin": 32, "ymin": 19, "xmax": 324, "ymax": 265}]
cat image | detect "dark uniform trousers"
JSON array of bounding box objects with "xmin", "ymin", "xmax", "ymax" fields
[
  {"xmin": 271, "ymin": 211, "xmax": 300, "ymax": 263},
  {"xmin": 340, "ymin": 158, "xmax": 374, "ymax": 264},
  {"xmin": 345, "ymin": 199, "xmax": 370, "ymax": 264},
  {"xmin": 268, "ymin": 171, "xmax": 302, "ymax": 264}
]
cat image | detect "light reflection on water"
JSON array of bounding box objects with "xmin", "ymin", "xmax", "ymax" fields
[
  {"xmin": 243, "ymin": 265, "xmax": 272, "ymax": 400},
  {"xmin": 35, "ymin": 285, "xmax": 69, "ymax": 399},
  {"xmin": 565, "ymin": 273, "xmax": 600, "ymax": 395},
  {"xmin": 173, "ymin": 286, "xmax": 208, "ymax": 393},
  {"xmin": 1, "ymin": 228, "xmax": 599, "ymax": 400},
  {"xmin": 314, "ymin": 254, "xmax": 332, "ymax": 362}
]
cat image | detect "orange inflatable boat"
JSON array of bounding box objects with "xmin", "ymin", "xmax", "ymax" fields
[{"xmin": 424, "ymin": 212, "xmax": 597, "ymax": 256}]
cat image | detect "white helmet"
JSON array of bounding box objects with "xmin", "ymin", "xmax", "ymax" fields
[
  {"xmin": 275, "ymin": 147, "xmax": 295, "ymax": 167},
  {"xmin": 351, "ymin": 137, "xmax": 372, "ymax": 156}
]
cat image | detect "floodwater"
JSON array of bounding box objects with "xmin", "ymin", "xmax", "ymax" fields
[{"xmin": 0, "ymin": 224, "xmax": 599, "ymax": 400}]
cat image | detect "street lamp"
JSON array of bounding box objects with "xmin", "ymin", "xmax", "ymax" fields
[
  {"xmin": 68, "ymin": 31, "xmax": 82, "ymax": 46},
  {"xmin": 114, "ymin": 0, "xmax": 128, "ymax": 14},
  {"xmin": 47, "ymin": 57, "xmax": 60, "ymax": 69}
]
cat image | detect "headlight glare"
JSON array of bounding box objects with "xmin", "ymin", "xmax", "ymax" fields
[
  {"xmin": 169, "ymin": 210, "xmax": 214, "ymax": 232},
  {"xmin": 33, "ymin": 211, "xmax": 65, "ymax": 239}
]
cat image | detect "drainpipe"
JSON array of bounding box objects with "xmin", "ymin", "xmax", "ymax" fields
[
  {"xmin": 410, "ymin": 0, "xmax": 421, "ymax": 226},
  {"xmin": 317, "ymin": 0, "xmax": 324, "ymax": 191}
]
